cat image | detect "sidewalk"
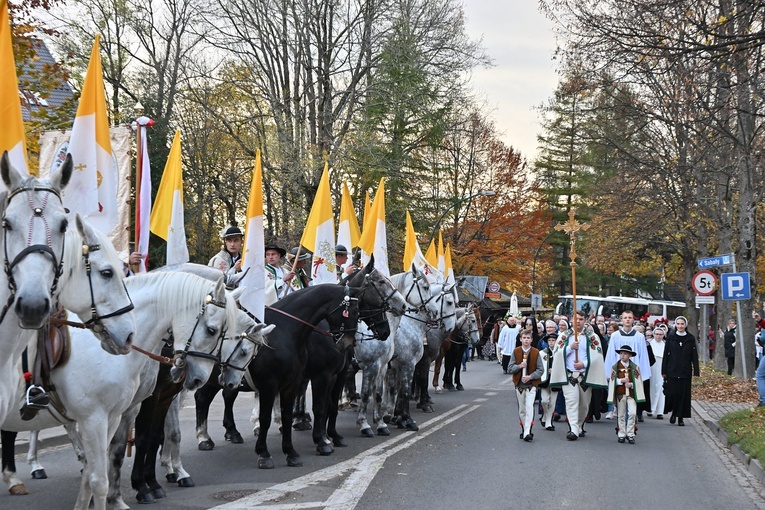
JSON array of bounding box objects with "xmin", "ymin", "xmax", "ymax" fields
[{"xmin": 692, "ymin": 399, "xmax": 765, "ymax": 486}]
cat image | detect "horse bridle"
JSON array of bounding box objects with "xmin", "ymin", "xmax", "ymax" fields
[
  {"xmin": 266, "ymin": 285, "xmax": 359, "ymax": 345},
  {"xmin": 354, "ymin": 270, "xmax": 396, "ymax": 340},
  {"xmin": 219, "ymin": 324, "xmax": 263, "ymax": 373},
  {"xmin": 431, "ymin": 284, "xmax": 458, "ymax": 328},
  {"xmin": 450, "ymin": 314, "xmax": 481, "ymax": 345},
  {"xmin": 402, "ymin": 273, "xmax": 433, "ymax": 314},
  {"xmin": 79, "ymin": 243, "xmax": 135, "ymax": 333},
  {"xmin": 172, "ymin": 293, "xmax": 228, "ymax": 369},
  {"xmin": 0, "ymin": 185, "xmax": 67, "ymax": 325}
]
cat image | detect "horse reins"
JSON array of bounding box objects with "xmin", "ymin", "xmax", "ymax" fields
[{"xmin": 266, "ymin": 285, "xmax": 358, "ymax": 342}]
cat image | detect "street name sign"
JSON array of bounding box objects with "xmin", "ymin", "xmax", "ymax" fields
[{"xmin": 697, "ymin": 254, "xmax": 734, "ymax": 269}]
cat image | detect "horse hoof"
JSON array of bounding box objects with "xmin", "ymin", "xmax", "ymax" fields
[
  {"xmin": 152, "ymin": 487, "xmax": 167, "ymax": 499},
  {"xmin": 333, "ymin": 437, "xmax": 347, "ymax": 447},
  {"xmin": 316, "ymin": 443, "xmax": 334, "ymax": 456},
  {"xmin": 177, "ymin": 477, "xmax": 195, "ymax": 488},
  {"xmin": 447, "ymin": 386, "xmax": 456, "ymax": 392},
  {"xmin": 9, "ymin": 483, "xmax": 29, "ymax": 495},
  {"xmin": 396, "ymin": 419, "xmax": 407, "ymax": 429},
  {"xmin": 165, "ymin": 473, "xmax": 179, "ymax": 483},
  {"xmin": 377, "ymin": 426, "xmax": 391, "ymax": 436},
  {"xmin": 405, "ymin": 420, "xmax": 419, "ymax": 432},
  {"xmin": 198, "ymin": 439, "xmax": 215, "ymax": 451},
  {"xmin": 456, "ymin": 384, "xmax": 464, "ymax": 391},
  {"xmin": 435, "ymin": 386, "xmax": 443, "ymax": 394},
  {"xmin": 420, "ymin": 404, "xmax": 434, "ymax": 413},
  {"xmin": 258, "ymin": 457, "xmax": 275, "ymax": 469},
  {"xmin": 31, "ymin": 468, "xmax": 47, "ymax": 479},
  {"xmin": 225, "ymin": 431, "xmax": 244, "ymax": 444},
  {"xmin": 382, "ymin": 415, "xmax": 392, "ymax": 424},
  {"xmin": 293, "ymin": 421, "xmax": 312, "ymax": 431},
  {"xmin": 135, "ymin": 491, "xmax": 155, "ymax": 504},
  {"xmin": 361, "ymin": 428, "xmax": 375, "ymax": 437},
  {"xmin": 286, "ymin": 456, "xmax": 303, "ymax": 467}
]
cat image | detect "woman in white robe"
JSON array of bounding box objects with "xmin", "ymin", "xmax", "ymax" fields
[{"xmin": 649, "ymin": 326, "xmax": 667, "ymax": 418}]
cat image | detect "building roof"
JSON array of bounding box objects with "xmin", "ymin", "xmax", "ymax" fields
[{"xmin": 18, "ymin": 38, "xmax": 74, "ymax": 121}]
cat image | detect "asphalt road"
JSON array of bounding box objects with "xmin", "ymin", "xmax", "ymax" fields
[{"xmin": 3, "ymin": 358, "xmax": 764, "ymax": 509}]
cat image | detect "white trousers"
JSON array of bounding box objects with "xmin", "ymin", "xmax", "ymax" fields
[
  {"xmin": 616, "ymin": 394, "xmax": 637, "ymax": 438},
  {"xmin": 540, "ymin": 387, "xmax": 554, "ymax": 427},
  {"xmin": 516, "ymin": 387, "xmax": 536, "ymax": 436},
  {"xmin": 562, "ymin": 382, "xmax": 591, "ymax": 435}
]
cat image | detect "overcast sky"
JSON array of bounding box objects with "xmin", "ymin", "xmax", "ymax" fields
[{"xmin": 462, "ymin": 1, "xmax": 559, "ymax": 162}]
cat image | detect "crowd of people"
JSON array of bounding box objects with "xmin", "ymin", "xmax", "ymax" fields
[{"xmin": 473, "ymin": 308, "xmax": 702, "ymax": 444}]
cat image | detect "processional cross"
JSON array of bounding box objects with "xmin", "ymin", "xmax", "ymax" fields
[{"xmin": 554, "ymin": 208, "xmax": 590, "ymax": 362}]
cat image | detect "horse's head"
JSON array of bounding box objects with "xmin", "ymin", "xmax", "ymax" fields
[
  {"xmin": 393, "ymin": 265, "xmax": 435, "ymax": 316},
  {"xmin": 0, "ymin": 152, "xmax": 72, "ymax": 328},
  {"xmin": 328, "ymin": 285, "xmax": 361, "ymax": 349},
  {"xmin": 348, "ymin": 266, "xmax": 406, "ymax": 341},
  {"xmin": 218, "ymin": 306, "xmax": 275, "ymax": 389},
  {"xmin": 430, "ymin": 282, "xmax": 458, "ymax": 332},
  {"xmin": 169, "ymin": 275, "xmax": 238, "ymax": 390},
  {"xmin": 462, "ymin": 305, "xmax": 481, "ymax": 346},
  {"xmin": 58, "ymin": 214, "xmax": 136, "ymax": 355}
]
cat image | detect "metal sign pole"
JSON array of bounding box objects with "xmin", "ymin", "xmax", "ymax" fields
[{"xmin": 732, "ymin": 254, "xmax": 748, "ymax": 379}]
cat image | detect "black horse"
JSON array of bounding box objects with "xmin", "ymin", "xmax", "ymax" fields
[{"xmin": 193, "ymin": 260, "xmax": 405, "ymax": 459}]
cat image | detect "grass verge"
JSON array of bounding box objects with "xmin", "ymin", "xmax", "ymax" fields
[{"xmin": 720, "ymin": 406, "xmax": 765, "ymax": 461}]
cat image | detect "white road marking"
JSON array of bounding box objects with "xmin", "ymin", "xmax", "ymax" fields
[
  {"xmin": 210, "ymin": 404, "xmax": 480, "ymax": 509},
  {"xmin": 473, "ymin": 398, "xmax": 488, "ymax": 402}
]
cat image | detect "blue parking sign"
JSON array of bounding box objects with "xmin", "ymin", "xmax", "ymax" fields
[{"xmin": 721, "ymin": 272, "xmax": 751, "ymax": 301}]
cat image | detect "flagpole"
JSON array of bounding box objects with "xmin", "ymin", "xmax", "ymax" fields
[{"xmin": 132, "ymin": 103, "xmax": 143, "ymax": 274}]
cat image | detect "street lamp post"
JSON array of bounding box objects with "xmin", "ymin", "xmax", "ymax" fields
[{"xmin": 428, "ymin": 190, "xmax": 495, "ymax": 245}]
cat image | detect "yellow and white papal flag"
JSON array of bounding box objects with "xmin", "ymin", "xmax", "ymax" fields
[
  {"xmin": 64, "ymin": 34, "xmax": 119, "ymax": 235},
  {"xmin": 424, "ymin": 239, "xmax": 438, "ymax": 268},
  {"xmin": 149, "ymin": 130, "xmax": 188, "ymax": 265},
  {"xmin": 444, "ymin": 243, "xmax": 455, "ymax": 284},
  {"xmin": 300, "ymin": 163, "xmax": 336, "ymax": 285},
  {"xmin": 403, "ymin": 211, "xmax": 442, "ymax": 283},
  {"xmin": 437, "ymin": 231, "xmax": 446, "ymax": 273},
  {"xmin": 239, "ymin": 149, "xmax": 266, "ymax": 320},
  {"xmin": 337, "ymin": 181, "xmax": 361, "ymax": 268},
  {"xmin": 358, "ymin": 177, "xmax": 389, "ymax": 276},
  {"xmin": 0, "ymin": 0, "xmax": 28, "ymax": 178}
]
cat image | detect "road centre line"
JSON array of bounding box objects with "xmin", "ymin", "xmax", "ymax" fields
[{"xmin": 211, "ymin": 404, "xmax": 480, "ymax": 509}]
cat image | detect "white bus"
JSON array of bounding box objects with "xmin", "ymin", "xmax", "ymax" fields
[{"xmin": 555, "ymin": 295, "xmax": 686, "ymax": 323}]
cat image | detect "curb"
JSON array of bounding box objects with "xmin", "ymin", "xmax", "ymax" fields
[{"xmin": 692, "ymin": 401, "xmax": 765, "ymax": 486}]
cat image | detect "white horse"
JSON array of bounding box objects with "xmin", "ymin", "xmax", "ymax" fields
[
  {"xmin": 354, "ymin": 265, "xmax": 438, "ymax": 436},
  {"xmin": 18, "ymin": 301, "xmax": 274, "ymax": 490},
  {"xmin": 158, "ymin": 304, "xmax": 275, "ymax": 488},
  {"xmin": 381, "ymin": 279, "xmax": 457, "ymax": 431},
  {"xmin": 1, "ymin": 271, "xmax": 237, "ymax": 510},
  {"xmin": 0, "ymin": 152, "xmax": 74, "ymax": 427}
]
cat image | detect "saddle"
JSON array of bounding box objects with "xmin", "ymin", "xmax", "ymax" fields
[{"xmin": 20, "ymin": 310, "xmax": 71, "ymax": 421}]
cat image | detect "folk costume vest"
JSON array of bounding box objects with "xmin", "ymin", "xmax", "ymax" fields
[
  {"xmin": 606, "ymin": 360, "xmax": 646, "ymax": 404},
  {"xmin": 512, "ymin": 346, "xmax": 541, "ymax": 387}
]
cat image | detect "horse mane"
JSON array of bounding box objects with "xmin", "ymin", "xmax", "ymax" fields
[
  {"xmin": 127, "ymin": 271, "xmax": 239, "ymax": 331},
  {"xmin": 61, "ymin": 217, "xmax": 126, "ymax": 284}
]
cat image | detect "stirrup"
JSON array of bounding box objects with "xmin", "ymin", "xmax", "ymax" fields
[{"xmin": 20, "ymin": 386, "xmax": 49, "ymax": 421}]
